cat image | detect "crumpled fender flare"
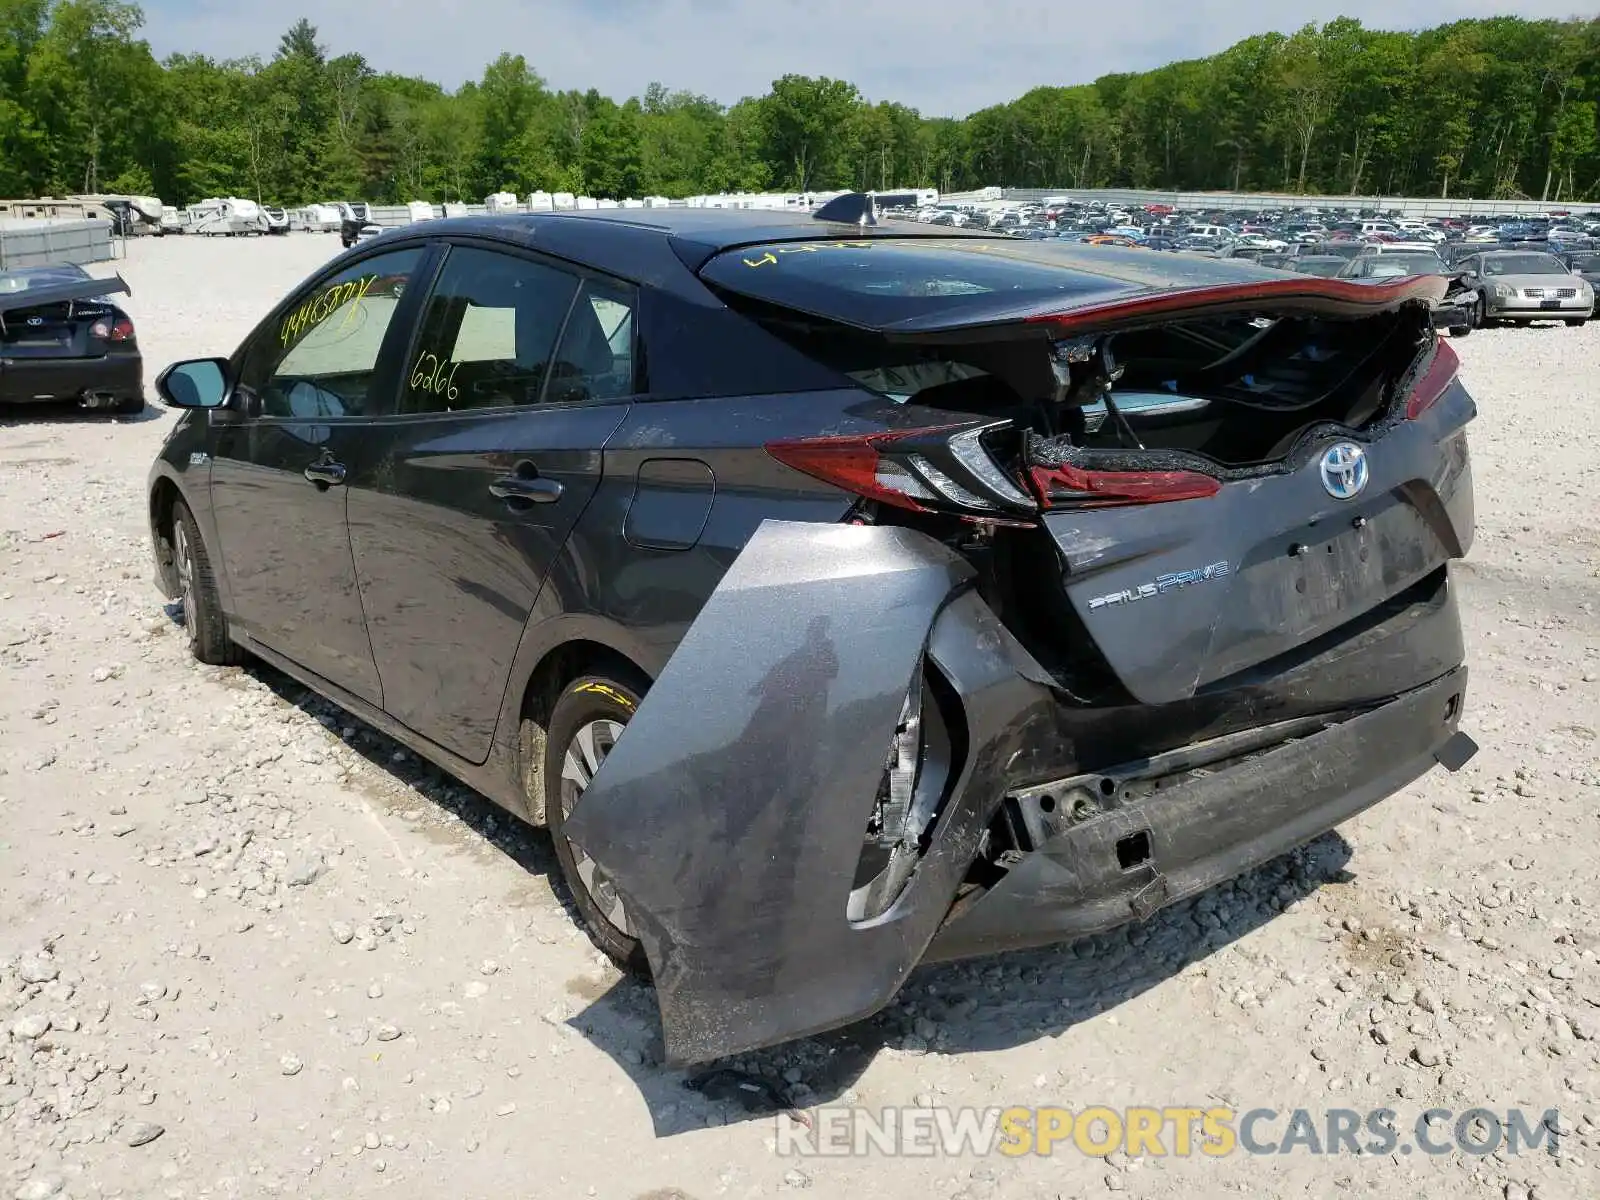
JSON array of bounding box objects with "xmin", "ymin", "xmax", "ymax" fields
[{"xmin": 564, "ymin": 519, "xmax": 1056, "ymax": 1063}]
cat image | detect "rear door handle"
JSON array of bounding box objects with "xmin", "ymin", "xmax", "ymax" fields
[
  {"xmin": 304, "ymin": 460, "xmax": 347, "ymax": 487},
  {"xmin": 490, "ymin": 463, "xmax": 563, "ymax": 504}
]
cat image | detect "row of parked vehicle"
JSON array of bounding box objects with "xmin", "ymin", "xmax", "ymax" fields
[{"xmin": 883, "ymin": 200, "xmax": 1597, "ymax": 332}]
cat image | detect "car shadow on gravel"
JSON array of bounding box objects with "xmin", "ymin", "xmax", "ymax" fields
[
  {"xmin": 227, "ymin": 650, "xmax": 1356, "ymax": 1140},
  {"xmin": 0, "ymin": 398, "xmax": 168, "ymax": 426},
  {"xmin": 566, "ymin": 832, "xmax": 1356, "ymax": 1136},
  {"xmin": 229, "ymin": 656, "xmax": 556, "ymax": 882}
]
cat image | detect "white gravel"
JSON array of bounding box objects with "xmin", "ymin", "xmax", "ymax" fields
[{"xmin": 2, "ymin": 234, "xmax": 1598, "ymax": 1198}]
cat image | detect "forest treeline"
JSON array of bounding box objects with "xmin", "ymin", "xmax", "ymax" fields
[{"xmin": 2, "ymin": 2, "xmax": 1597, "ymax": 206}]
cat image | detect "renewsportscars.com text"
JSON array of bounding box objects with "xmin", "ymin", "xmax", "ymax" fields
[{"xmin": 775, "ymin": 1105, "xmax": 1562, "ymax": 1159}]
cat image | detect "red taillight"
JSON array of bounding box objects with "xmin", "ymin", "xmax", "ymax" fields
[
  {"xmin": 1028, "ymin": 462, "xmax": 1221, "ymax": 509},
  {"xmin": 91, "ymin": 317, "xmax": 135, "ymax": 342},
  {"xmin": 1406, "ymin": 340, "xmax": 1458, "ymax": 421},
  {"xmin": 766, "ymin": 423, "xmax": 1039, "ymax": 517},
  {"xmin": 765, "ymin": 428, "xmax": 957, "ymax": 513}
]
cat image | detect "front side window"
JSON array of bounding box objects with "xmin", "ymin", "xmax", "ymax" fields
[
  {"xmin": 400, "ymin": 246, "xmax": 579, "ymax": 414},
  {"xmin": 247, "ymin": 247, "xmax": 423, "ymax": 419}
]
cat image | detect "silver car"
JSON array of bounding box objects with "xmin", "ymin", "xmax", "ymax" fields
[{"xmin": 1463, "ymin": 249, "xmax": 1594, "ymax": 327}]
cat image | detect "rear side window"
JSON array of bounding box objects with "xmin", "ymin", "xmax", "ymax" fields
[
  {"xmin": 544, "ymin": 276, "xmax": 639, "ymax": 405},
  {"xmin": 400, "ymin": 246, "xmax": 579, "ymax": 414}
]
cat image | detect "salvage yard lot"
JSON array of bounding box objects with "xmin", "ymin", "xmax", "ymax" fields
[{"xmin": 2, "ymin": 234, "xmax": 1598, "ymax": 1199}]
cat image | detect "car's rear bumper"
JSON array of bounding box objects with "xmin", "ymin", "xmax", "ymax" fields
[
  {"xmin": 0, "ymin": 352, "xmax": 142, "ymax": 403},
  {"xmin": 925, "ymin": 665, "xmax": 1471, "ymax": 963}
]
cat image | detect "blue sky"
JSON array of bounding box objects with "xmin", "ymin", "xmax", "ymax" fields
[{"xmin": 139, "ymin": 1, "xmax": 1586, "ymax": 118}]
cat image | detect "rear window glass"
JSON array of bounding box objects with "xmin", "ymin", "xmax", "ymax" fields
[
  {"xmin": 1366, "ymin": 256, "xmax": 1444, "ymax": 276},
  {"xmin": 0, "ymin": 266, "xmax": 91, "ymax": 293},
  {"xmin": 700, "ymin": 239, "xmax": 1122, "ymax": 327}
]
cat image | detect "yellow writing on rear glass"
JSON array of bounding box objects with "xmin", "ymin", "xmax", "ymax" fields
[
  {"xmin": 279, "ymin": 274, "xmax": 380, "ymax": 345},
  {"xmin": 741, "ymin": 241, "xmax": 876, "ymax": 267}
]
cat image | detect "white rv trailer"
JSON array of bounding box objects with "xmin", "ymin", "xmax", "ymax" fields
[
  {"xmin": 406, "ymin": 200, "xmax": 436, "ymax": 223},
  {"xmin": 184, "ymin": 197, "xmax": 266, "ymax": 236},
  {"xmin": 292, "ymin": 204, "xmax": 342, "ymax": 232}
]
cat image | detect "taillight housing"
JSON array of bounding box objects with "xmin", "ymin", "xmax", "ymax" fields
[
  {"xmin": 765, "ymin": 422, "xmax": 1036, "ymax": 518},
  {"xmin": 1405, "ymin": 339, "xmax": 1458, "ymax": 421},
  {"xmin": 91, "ymin": 317, "xmax": 135, "ymax": 343},
  {"xmin": 1027, "ymin": 461, "xmax": 1220, "ymax": 509}
]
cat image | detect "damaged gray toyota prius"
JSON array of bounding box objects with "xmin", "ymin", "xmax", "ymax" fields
[{"xmin": 147, "ymin": 195, "xmax": 1478, "ymax": 1066}]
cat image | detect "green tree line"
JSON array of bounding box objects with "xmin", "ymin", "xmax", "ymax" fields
[{"xmin": 3, "ymin": 3, "xmax": 1598, "ymax": 206}]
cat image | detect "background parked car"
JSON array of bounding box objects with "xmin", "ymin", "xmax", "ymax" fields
[{"xmin": 1460, "ymin": 249, "xmax": 1594, "ymax": 327}]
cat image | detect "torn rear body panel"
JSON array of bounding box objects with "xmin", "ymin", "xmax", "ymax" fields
[{"xmin": 562, "ymin": 522, "xmax": 1058, "ymax": 1064}]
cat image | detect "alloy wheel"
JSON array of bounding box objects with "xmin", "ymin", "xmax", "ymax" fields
[
  {"xmin": 172, "ymin": 521, "xmax": 198, "ymax": 648},
  {"xmin": 558, "ymin": 718, "xmax": 632, "ymax": 935}
]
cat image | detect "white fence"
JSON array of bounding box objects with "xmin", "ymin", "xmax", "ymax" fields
[
  {"xmin": 0, "ymin": 218, "xmax": 118, "ymax": 269},
  {"xmin": 944, "ymin": 187, "xmax": 1600, "ymax": 219}
]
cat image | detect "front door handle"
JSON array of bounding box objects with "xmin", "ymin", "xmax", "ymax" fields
[
  {"xmin": 490, "ymin": 463, "xmax": 563, "ymax": 504},
  {"xmin": 304, "ymin": 459, "xmax": 347, "ymax": 487}
]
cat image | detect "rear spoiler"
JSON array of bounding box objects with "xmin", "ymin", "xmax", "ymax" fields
[
  {"xmin": 1021, "ymin": 275, "xmax": 1448, "ymax": 336},
  {"xmin": 0, "ymin": 274, "xmax": 130, "ymax": 316}
]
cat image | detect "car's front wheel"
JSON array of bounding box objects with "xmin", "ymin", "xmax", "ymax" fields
[
  {"xmin": 1565, "ymin": 317, "xmax": 1587, "ymax": 328},
  {"xmin": 171, "ymin": 499, "xmax": 241, "ymax": 666},
  {"xmin": 542, "ymin": 670, "xmax": 651, "ymax": 976}
]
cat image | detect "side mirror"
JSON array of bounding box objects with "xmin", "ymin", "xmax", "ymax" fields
[{"xmin": 156, "ymin": 358, "xmax": 231, "ymax": 409}]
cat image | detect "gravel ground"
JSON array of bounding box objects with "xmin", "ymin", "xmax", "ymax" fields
[{"xmin": 2, "ymin": 234, "xmax": 1598, "ymax": 1200}]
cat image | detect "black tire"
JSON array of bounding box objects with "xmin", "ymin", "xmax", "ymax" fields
[
  {"xmin": 542, "ymin": 669, "xmax": 651, "ymax": 976},
  {"xmin": 171, "ymin": 500, "xmax": 241, "ymax": 666},
  {"xmin": 1448, "ymin": 324, "xmax": 1472, "ymax": 338},
  {"xmin": 113, "ymin": 395, "xmax": 145, "ymax": 416},
  {"xmin": 1565, "ymin": 318, "xmax": 1586, "ymax": 328}
]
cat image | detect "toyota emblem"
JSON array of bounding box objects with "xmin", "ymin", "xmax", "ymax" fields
[{"xmin": 1319, "ymin": 442, "xmax": 1369, "ymax": 501}]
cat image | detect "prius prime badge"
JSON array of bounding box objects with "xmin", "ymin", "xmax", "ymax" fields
[{"xmin": 1319, "ymin": 442, "xmax": 1369, "ymax": 501}]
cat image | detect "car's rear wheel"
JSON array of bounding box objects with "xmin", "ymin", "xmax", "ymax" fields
[
  {"xmin": 171, "ymin": 500, "xmax": 240, "ymax": 666},
  {"xmin": 1565, "ymin": 317, "xmax": 1587, "ymax": 328},
  {"xmin": 543, "ymin": 670, "xmax": 651, "ymax": 976}
]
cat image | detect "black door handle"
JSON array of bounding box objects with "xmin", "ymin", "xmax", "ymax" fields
[
  {"xmin": 490, "ymin": 462, "xmax": 563, "ymax": 504},
  {"xmin": 304, "ymin": 459, "xmax": 347, "ymax": 487}
]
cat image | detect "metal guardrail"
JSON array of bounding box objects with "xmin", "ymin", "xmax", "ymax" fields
[
  {"xmin": 942, "ymin": 187, "xmax": 1600, "ymax": 219},
  {"xmin": 0, "ymin": 218, "xmax": 117, "ymax": 268}
]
